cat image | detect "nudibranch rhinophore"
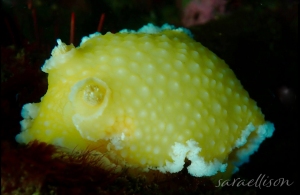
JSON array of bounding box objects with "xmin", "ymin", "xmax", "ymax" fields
[{"xmin": 16, "ymin": 23, "xmax": 275, "ymax": 178}]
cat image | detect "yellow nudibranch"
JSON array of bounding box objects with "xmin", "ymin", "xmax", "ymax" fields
[{"xmin": 16, "ymin": 23, "xmax": 274, "ymax": 177}]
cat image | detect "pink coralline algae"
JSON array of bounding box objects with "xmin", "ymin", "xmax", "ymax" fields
[{"xmin": 182, "ymin": 0, "xmax": 227, "ymax": 27}]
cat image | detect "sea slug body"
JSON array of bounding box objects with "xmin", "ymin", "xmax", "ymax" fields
[{"xmin": 16, "ymin": 23, "xmax": 275, "ymax": 178}]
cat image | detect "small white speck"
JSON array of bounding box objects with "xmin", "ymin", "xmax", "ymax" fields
[
  {"xmin": 121, "ymin": 150, "xmax": 127, "ymax": 157},
  {"xmin": 146, "ymin": 146, "xmax": 151, "ymax": 152},
  {"xmin": 191, "ymin": 51, "xmax": 199, "ymax": 57},
  {"xmin": 153, "ymin": 147, "xmax": 160, "ymax": 154},
  {"xmin": 130, "ymin": 145, "xmax": 137, "ymax": 151},
  {"xmin": 208, "ymin": 117, "xmax": 215, "ymax": 125},
  {"xmin": 198, "ymin": 133, "xmax": 203, "ymax": 138},
  {"xmin": 174, "ymin": 60, "xmax": 183, "ymax": 69},
  {"xmin": 226, "ymin": 88, "xmax": 232, "ymax": 95},
  {"xmin": 133, "ymin": 99, "xmax": 141, "ymax": 106},
  {"xmin": 189, "ymin": 63, "xmax": 200, "ymax": 72},
  {"xmin": 45, "ymin": 129, "xmax": 52, "ymax": 135},
  {"xmin": 162, "ymin": 137, "xmax": 168, "ymax": 143},
  {"xmin": 194, "ymin": 112, "xmax": 201, "ymax": 120},
  {"xmin": 217, "ymin": 72, "xmax": 223, "ymax": 79},
  {"xmin": 212, "ymin": 103, "xmax": 221, "ymax": 113},
  {"xmin": 158, "ymin": 122, "xmax": 165, "ymax": 130},
  {"xmin": 189, "ymin": 120, "xmax": 196, "ymax": 127},
  {"xmin": 155, "ymin": 89, "xmax": 164, "ymax": 97},
  {"xmin": 192, "ymin": 77, "xmax": 200, "ymax": 86},
  {"xmin": 178, "ymin": 135, "xmax": 184, "ymax": 141},
  {"xmin": 82, "ymin": 71, "xmax": 89, "ymax": 76},
  {"xmin": 207, "ymin": 61, "xmax": 214, "ymax": 68},
  {"xmin": 66, "ymin": 69, "xmax": 74, "ymax": 75},
  {"xmin": 205, "ymin": 68, "xmax": 212, "ymax": 75},
  {"xmin": 216, "ymin": 82, "xmax": 223, "ymax": 90},
  {"xmin": 200, "ymin": 91, "xmax": 209, "ymax": 99},
  {"xmin": 140, "ymin": 86, "xmax": 150, "ymax": 96},
  {"xmin": 243, "ymin": 97, "xmax": 249, "ymax": 102},
  {"xmin": 162, "ymin": 63, "xmax": 171, "ymax": 72},
  {"xmin": 154, "ymin": 134, "xmax": 160, "ymax": 141},
  {"xmin": 140, "ymin": 158, "xmax": 147, "ymax": 165},
  {"xmin": 166, "ymin": 124, "xmax": 174, "ymax": 133},
  {"xmin": 156, "ymin": 74, "xmax": 165, "ymax": 83},
  {"xmin": 183, "ymin": 102, "xmax": 191, "ymax": 110},
  {"xmin": 129, "ymin": 75, "xmax": 139, "ymax": 83},
  {"xmin": 221, "ymin": 96, "xmax": 228, "ymax": 103},
  {"xmin": 210, "ymin": 79, "xmax": 216, "ymax": 88},
  {"xmin": 139, "ymin": 110, "xmax": 147, "ymax": 118},
  {"xmin": 220, "ymin": 147, "xmax": 225, "ymax": 153},
  {"xmin": 116, "ymin": 68, "xmax": 126, "ymax": 76},
  {"xmin": 229, "ymin": 80, "xmax": 235, "ymax": 86},
  {"xmin": 182, "ymin": 74, "xmax": 191, "ymax": 82},
  {"xmin": 235, "ymin": 93, "xmax": 240, "ymax": 99},
  {"xmin": 235, "ymin": 105, "xmax": 241, "ymax": 113}
]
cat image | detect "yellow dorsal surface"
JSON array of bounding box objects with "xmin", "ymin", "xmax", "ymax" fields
[{"xmin": 16, "ymin": 23, "xmax": 274, "ymax": 177}]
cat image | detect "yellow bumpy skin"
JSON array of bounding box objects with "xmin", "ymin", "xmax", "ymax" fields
[{"xmin": 16, "ymin": 23, "xmax": 275, "ymax": 177}]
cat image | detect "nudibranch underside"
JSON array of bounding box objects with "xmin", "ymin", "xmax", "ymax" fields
[{"xmin": 16, "ymin": 23, "xmax": 275, "ymax": 177}]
